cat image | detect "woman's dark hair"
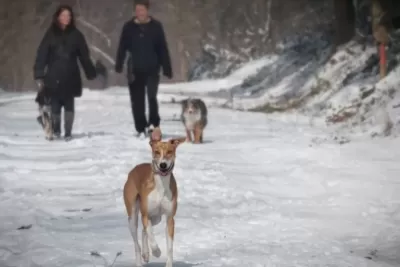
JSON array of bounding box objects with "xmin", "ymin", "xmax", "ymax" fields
[
  {"xmin": 52, "ymin": 4, "xmax": 75, "ymax": 29},
  {"xmin": 134, "ymin": 0, "xmax": 150, "ymax": 9}
]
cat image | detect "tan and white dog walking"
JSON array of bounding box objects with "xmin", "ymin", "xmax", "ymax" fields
[{"xmin": 123, "ymin": 127, "xmax": 185, "ymax": 267}]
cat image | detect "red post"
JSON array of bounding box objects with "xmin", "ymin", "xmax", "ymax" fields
[{"xmin": 379, "ymin": 43, "xmax": 387, "ymax": 79}]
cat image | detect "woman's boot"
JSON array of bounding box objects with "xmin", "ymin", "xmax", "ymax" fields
[
  {"xmin": 64, "ymin": 111, "xmax": 74, "ymax": 141},
  {"xmin": 52, "ymin": 114, "xmax": 61, "ymax": 138}
]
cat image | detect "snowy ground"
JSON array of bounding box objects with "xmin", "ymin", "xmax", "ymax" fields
[{"xmin": 1, "ymin": 89, "xmax": 400, "ymax": 267}]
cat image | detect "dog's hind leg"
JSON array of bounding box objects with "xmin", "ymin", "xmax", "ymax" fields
[
  {"xmin": 43, "ymin": 113, "xmax": 54, "ymax": 141},
  {"xmin": 128, "ymin": 198, "xmax": 143, "ymax": 267},
  {"xmin": 141, "ymin": 198, "xmax": 150, "ymax": 263},
  {"xmin": 199, "ymin": 128, "xmax": 204, "ymax": 143},
  {"xmin": 124, "ymin": 184, "xmax": 142, "ymax": 266}
]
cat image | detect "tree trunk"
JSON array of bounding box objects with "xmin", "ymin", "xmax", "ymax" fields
[
  {"xmin": 177, "ymin": 40, "xmax": 187, "ymax": 81},
  {"xmin": 371, "ymin": 0, "xmax": 390, "ymax": 79}
]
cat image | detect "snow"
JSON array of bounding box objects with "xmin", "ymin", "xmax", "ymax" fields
[
  {"xmin": 1, "ymin": 89, "xmax": 400, "ymax": 267},
  {"xmin": 228, "ymin": 42, "xmax": 376, "ymax": 111},
  {"xmin": 158, "ymin": 56, "xmax": 277, "ymax": 95},
  {"xmin": 155, "ymin": 40, "xmax": 400, "ymax": 138}
]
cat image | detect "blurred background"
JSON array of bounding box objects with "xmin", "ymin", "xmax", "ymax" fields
[{"xmin": 0, "ymin": 0, "xmax": 400, "ymax": 91}]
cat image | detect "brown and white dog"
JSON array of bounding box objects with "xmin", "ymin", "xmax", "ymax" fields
[
  {"xmin": 123, "ymin": 127, "xmax": 185, "ymax": 267},
  {"xmin": 180, "ymin": 98, "xmax": 208, "ymax": 143}
]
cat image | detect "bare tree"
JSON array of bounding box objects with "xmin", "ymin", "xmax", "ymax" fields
[{"xmin": 0, "ymin": 0, "xmax": 335, "ymax": 91}]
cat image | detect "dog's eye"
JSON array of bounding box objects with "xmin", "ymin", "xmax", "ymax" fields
[
  {"xmin": 154, "ymin": 151, "xmax": 161, "ymax": 156},
  {"xmin": 166, "ymin": 151, "xmax": 173, "ymax": 157}
]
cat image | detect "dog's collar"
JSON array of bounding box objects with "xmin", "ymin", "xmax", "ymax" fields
[{"xmin": 152, "ymin": 160, "xmax": 174, "ymax": 176}]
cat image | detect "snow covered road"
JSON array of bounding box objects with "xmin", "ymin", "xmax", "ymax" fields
[{"xmin": 1, "ymin": 90, "xmax": 400, "ymax": 267}]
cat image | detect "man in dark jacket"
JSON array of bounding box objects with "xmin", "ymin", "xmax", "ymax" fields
[
  {"xmin": 115, "ymin": 0, "xmax": 172, "ymax": 139},
  {"xmin": 34, "ymin": 5, "xmax": 97, "ymax": 141}
]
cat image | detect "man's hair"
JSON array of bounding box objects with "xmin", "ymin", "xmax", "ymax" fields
[{"xmin": 134, "ymin": 0, "xmax": 150, "ymax": 9}]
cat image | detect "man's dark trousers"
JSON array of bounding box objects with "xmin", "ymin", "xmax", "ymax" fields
[{"xmin": 128, "ymin": 72, "xmax": 160, "ymax": 134}]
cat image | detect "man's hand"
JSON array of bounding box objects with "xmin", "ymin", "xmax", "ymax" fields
[{"xmin": 35, "ymin": 79, "xmax": 44, "ymax": 92}]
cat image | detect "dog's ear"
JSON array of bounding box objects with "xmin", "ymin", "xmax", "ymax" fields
[
  {"xmin": 169, "ymin": 137, "xmax": 186, "ymax": 147},
  {"xmin": 150, "ymin": 128, "xmax": 162, "ymax": 141}
]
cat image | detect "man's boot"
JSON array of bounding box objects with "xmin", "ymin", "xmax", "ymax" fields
[
  {"xmin": 64, "ymin": 111, "xmax": 74, "ymax": 141},
  {"xmin": 52, "ymin": 114, "xmax": 61, "ymax": 138}
]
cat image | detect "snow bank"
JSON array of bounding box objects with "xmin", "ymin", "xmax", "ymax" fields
[
  {"xmin": 158, "ymin": 56, "xmax": 277, "ymax": 95},
  {"xmin": 157, "ymin": 39, "xmax": 400, "ymax": 138}
]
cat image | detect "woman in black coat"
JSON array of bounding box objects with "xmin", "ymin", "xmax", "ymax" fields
[{"xmin": 34, "ymin": 5, "xmax": 96, "ymax": 141}]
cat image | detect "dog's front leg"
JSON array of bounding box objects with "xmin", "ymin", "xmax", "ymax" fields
[
  {"xmin": 193, "ymin": 125, "xmax": 201, "ymax": 144},
  {"xmin": 142, "ymin": 215, "xmax": 161, "ymax": 258},
  {"xmin": 185, "ymin": 129, "xmax": 192, "ymax": 143},
  {"xmin": 41, "ymin": 112, "xmax": 53, "ymax": 141},
  {"xmin": 48, "ymin": 115, "xmax": 54, "ymax": 140},
  {"xmin": 45, "ymin": 119, "xmax": 54, "ymax": 141},
  {"xmin": 165, "ymin": 216, "xmax": 174, "ymax": 267},
  {"xmin": 142, "ymin": 228, "xmax": 150, "ymax": 263}
]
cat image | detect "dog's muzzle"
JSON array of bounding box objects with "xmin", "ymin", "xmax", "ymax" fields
[{"xmin": 152, "ymin": 160, "xmax": 174, "ymax": 176}]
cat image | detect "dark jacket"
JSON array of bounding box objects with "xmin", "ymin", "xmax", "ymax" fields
[
  {"xmin": 115, "ymin": 17, "xmax": 172, "ymax": 79},
  {"xmin": 33, "ymin": 7, "xmax": 96, "ymax": 100}
]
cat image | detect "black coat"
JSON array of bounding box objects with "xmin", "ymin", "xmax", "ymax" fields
[
  {"xmin": 33, "ymin": 24, "xmax": 96, "ymax": 100},
  {"xmin": 115, "ymin": 18, "xmax": 172, "ymax": 79}
]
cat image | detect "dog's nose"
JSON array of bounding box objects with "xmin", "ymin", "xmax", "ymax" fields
[
  {"xmin": 159, "ymin": 162, "xmax": 167, "ymax": 170},
  {"xmin": 188, "ymin": 110, "xmax": 193, "ymax": 114}
]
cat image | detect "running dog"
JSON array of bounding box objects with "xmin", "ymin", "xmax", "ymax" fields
[
  {"xmin": 123, "ymin": 131, "xmax": 185, "ymax": 267},
  {"xmin": 180, "ymin": 98, "xmax": 208, "ymax": 143}
]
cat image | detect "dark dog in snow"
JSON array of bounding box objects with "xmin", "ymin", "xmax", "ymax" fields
[
  {"xmin": 35, "ymin": 90, "xmax": 53, "ymax": 141},
  {"xmin": 180, "ymin": 98, "xmax": 208, "ymax": 143}
]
